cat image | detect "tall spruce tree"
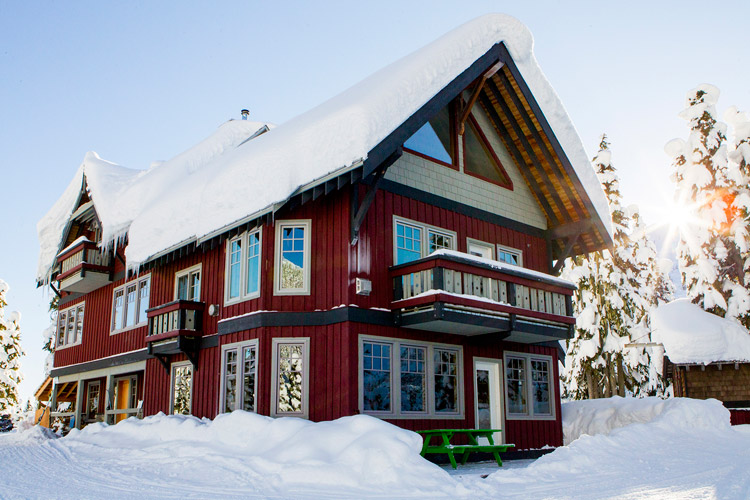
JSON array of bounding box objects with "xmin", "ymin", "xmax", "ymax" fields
[
  {"xmin": 666, "ymin": 85, "xmax": 750, "ymax": 327},
  {"xmin": 0, "ymin": 279, "xmax": 24, "ymax": 413},
  {"xmin": 562, "ymin": 136, "xmax": 672, "ymax": 399}
]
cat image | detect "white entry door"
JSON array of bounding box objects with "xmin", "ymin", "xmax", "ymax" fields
[{"xmin": 474, "ymin": 359, "xmax": 504, "ymax": 444}]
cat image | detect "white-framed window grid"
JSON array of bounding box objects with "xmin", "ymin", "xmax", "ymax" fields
[
  {"xmin": 270, "ymin": 337, "xmax": 310, "ymax": 418},
  {"xmin": 504, "ymin": 351, "xmax": 554, "ymax": 420},
  {"xmin": 273, "ymin": 220, "xmax": 311, "ymax": 296},
  {"xmin": 358, "ymin": 335, "xmax": 464, "ymax": 419},
  {"xmin": 225, "ymin": 228, "xmax": 262, "ymax": 305},
  {"xmin": 170, "ymin": 361, "xmax": 193, "ymax": 415},
  {"xmin": 220, "ymin": 339, "xmax": 259, "ymax": 414},
  {"xmin": 175, "ymin": 263, "xmax": 202, "ymax": 301},
  {"xmin": 497, "ymin": 244, "xmax": 523, "ymax": 267},
  {"xmin": 393, "ymin": 216, "xmax": 457, "ymax": 265},
  {"xmin": 56, "ymin": 302, "xmax": 85, "ymax": 349},
  {"xmin": 111, "ymin": 274, "xmax": 150, "ymax": 334}
]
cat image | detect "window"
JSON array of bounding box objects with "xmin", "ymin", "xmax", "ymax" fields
[
  {"xmin": 359, "ymin": 336, "xmax": 463, "ymax": 418},
  {"xmin": 56, "ymin": 303, "xmax": 84, "ymax": 349},
  {"xmin": 463, "ymin": 116, "xmax": 512, "ymax": 188},
  {"xmin": 271, "ymin": 338, "xmax": 310, "ymax": 418},
  {"xmin": 403, "ymin": 105, "xmax": 456, "ymax": 167},
  {"xmin": 220, "ymin": 340, "xmax": 258, "ymax": 413},
  {"xmin": 497, "ymin": 244, "xmax": 523, "ymax": 267},
  {"xmin": 274, "ymin": 220, "xmax": 311, "ymax": 295},
  {"xmin": 170, "ymin": 362, "xmax": 193, "ymax": 415},
  {"xmin": 225, "ymin": 229, "xmax": 262, "ymax": 304},
  {"xmin": 504, "ymin": 352, "xmax": 554, "ymax": 419},
  {"xmin": 175, "ymin": 264, "xmax": 201, "ymax": 301},
  {"xmin": 393, "ymin": 217, "xmax": 456, "ymax": 265},
  {"xmin": 111, "ymin": 275, "xmax": 150, "ymax": 332},
  {"xmin": 85, "ymin": 381, "xmax": 100, "ymax": 420}
]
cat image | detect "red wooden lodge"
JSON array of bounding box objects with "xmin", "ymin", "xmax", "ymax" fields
[{"xmin": 37, "ymin": 15, "xmax": 612, "ymax": 451}]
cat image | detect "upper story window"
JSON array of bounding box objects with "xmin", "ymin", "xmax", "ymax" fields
[
  {"xmin": 274, "ymin": 220, "xmax": 311, "ymax": 295},
  {"xmin": 467, "ymin": 238, "xmax": 494, "ymax": 260},
  {"xmin": 225, "ymin": 229, "xmax": 262, "ymax": 305},
  {"xmin": 393, "ymin": 216, "xmax": 456, "ymax": 265},
  {"xmin": 497, "ymin": 244, "xmax": 523, "ymax": 267},
  {"xmin": 175, "ymin": 264, "xmax": 201, "ymax": 301},
  {"xmin": 505, "ymin": 352, "xmax": 554, "ymax": 420},
  {"xmin": 403, "ymin": 98, "xmax": 512, "ymax": 189},
  {"xmin": 57, "ymin": 302, "xmax": 84, "ymax": 349},
  {"xmin": 111, "ymin": 275, "xmax": 150, "ymax": 333}
]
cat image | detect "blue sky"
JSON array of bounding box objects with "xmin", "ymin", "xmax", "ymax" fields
[{"xmin": 2, "ymin": 1, "xmax": 749, "ymax": 401}]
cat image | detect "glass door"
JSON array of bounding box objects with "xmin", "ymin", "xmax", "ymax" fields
[{"xmin": 474, "ymin": 359, "xmax": 504, "ymax": 444}]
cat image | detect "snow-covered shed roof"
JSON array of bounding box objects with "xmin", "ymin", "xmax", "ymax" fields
[
  {"xmin": 37, "ymin": 14, "xmax": 612, "ymax": 281},
  {"xmin": 652, "ymin": 299, "xmax": 750, "ymax": 365}
]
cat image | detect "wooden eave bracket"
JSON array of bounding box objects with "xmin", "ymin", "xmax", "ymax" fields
[
  {"xmin": 551, "ymin": 234, "xmax": 580, "ymax": 275},
  {"xmin": 458, "ymin": 60, "xmax": 504, "ymax": 135},
  {"xmin": 350, "ymin": 148, "xmax": 403, "ymax": 245}
]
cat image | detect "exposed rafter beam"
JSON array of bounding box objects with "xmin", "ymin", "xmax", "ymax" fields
[
  {"xmin": 351, "ymin": 148, "xmax": 402, "ymax": 245},
  {"xmin": 458, "ymin": 61, "xmax": 504, "ymax": 135},
  {"xmin": 496, "ymin": 72, "xmax": 588, "ymax": 220},
  {"xmin": 552, "ymin": 234, "xmax": 580, "ymax": 275}
]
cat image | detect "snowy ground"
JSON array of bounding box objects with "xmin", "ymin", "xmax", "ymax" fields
[{"xmin": 2, "ymin": 398, "xmax": 749, "ymax": 499}]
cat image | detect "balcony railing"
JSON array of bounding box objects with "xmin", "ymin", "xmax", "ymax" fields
[
  {"xmin": 390, "ymin": 251, "xmax": 575, "ymax": 338},
  {"xmin": 55, "ymin": 239, "xmax": 113, "ymax": 293},
  {"xmin": 146, "ymin": 300, "xmax": 205, "ymax": 342}
]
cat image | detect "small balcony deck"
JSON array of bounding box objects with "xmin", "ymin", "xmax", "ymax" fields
[
  {"xmin": 55, "ymin": 238, "xmax": 113, "ymax": 294},
  {"xmin": 390, "ymin": 250, "xmax": 575, "ymax": 343},
  {"xmin": 146, "ymin": 300, "xmax": 206, "ymax": 369}
]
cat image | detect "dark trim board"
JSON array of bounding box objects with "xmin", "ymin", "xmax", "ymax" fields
[
  {"xmin": 49, "ymin": 349, "xmax": 150, "ymax": 378},
  {"xmin": 218, "ymin": 307, "xmax": 394, "ymax": 335},
  {"xmin": 380, "ymin": 179, "xmax": 546, "ymax": 239}
]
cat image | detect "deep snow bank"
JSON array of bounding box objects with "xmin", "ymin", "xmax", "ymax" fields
[{"xmin": 562, "ymin": 396, "xmax": 730, "ymax": 444}]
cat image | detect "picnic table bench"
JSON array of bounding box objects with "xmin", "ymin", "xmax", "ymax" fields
[{"xmin": 417, "ymin": 429, "xmax": 515, "ymax": 469}]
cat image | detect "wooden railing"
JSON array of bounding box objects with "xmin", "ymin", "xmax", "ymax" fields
[
  {"xmin": 57, "ymin": 240, "xmax": 112, "ymax": 276},
  {"xmin": 391, "ymin": 252, "xmax": 573, "ymax": 319},
  {"xmin": 146, "ymin": 300, "xmax": 205, "ymax": 341}
]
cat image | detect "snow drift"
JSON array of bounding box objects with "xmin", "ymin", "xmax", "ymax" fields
[
  {"xmin": 652, "ymin": 298, "xmax": 750, "ymax": 364},
  {"xmin": 37, "ymin": 13, "xmax": 612, "ymax": 279},
  {"xmin": 562, "ymin": 396, "xmax": 730, "ymax": 444}
]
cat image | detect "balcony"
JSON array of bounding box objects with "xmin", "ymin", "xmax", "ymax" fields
[
  {"xmin": 390, "ymin": 250, "xmax": 575, "ymax": 343},
  {"xmin": 55, "ymin": 238, "xmax": 113, "ymax": 294},
  {"xmin": 146, "ymin": 300, "xmax": 205, "ymax": 369}
]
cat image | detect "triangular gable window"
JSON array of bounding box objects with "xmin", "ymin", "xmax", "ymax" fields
[
  {"xmin": 403, "ymin": 105, "xmax": 455, "ymax": 167},
  {"xmin": 463, "ymin": 115, "xmax": 512, "ymax": 189}
]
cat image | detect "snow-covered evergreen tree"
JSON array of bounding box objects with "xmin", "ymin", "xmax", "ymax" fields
[
  {"xmin": 666, "ymin": 85, "xmax": 750, "ymax": 328},
  {"xmin": 563, "ymin": 136, "xmax": 672, "ymax": 399},
  {"xmin": 0, "ymin": 279, "xmax": 24, "ymax": 413}
]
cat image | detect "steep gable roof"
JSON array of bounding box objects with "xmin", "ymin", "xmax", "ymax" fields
[{"xmin": 37, "ymin": 14, "xmax": 612, "ymax": 280}]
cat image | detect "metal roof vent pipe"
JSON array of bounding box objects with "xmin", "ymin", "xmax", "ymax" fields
[{"xmin": 240, "ymin": 109, "xmax": 249, "ymax": 120}]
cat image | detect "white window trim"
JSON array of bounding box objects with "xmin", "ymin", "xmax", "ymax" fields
[
  {"xmin": 57, "ymin": 302, "xmax": 85, "ymax": 349},
  {"xmin": 224, "ymin": 228, "xmax": 263, "ymax": 305},
  {"xmin": 110, "ymin": 274, "xmax": 151, "ymax": 335},
  {"xmin": 169, "ymin": 361, "xmax": 194, "ymax": 415},
  {"xmin": 503, "ymin": 351, "xmax": 555, "ymax": 421},
  {"xmin": 392, "ymin": 215, "xmax": 457, "ymax": 265},
  {"xmin": 174, "ymin": 263, "xmax": 202, "ymax": 301},
  {"xmin": 466, "ymin": 238, "xmax": 495, "ymax": 260},
  {"xmin": 273, "ymin": 220, "xmax": 311, "ymax": 296},
  {"xmin": 219, "ymin": 339, "xmax": 259, "ymax": 414},
  {"xmin": 270, "ymin": 337, "xmax": 310, "ymax": 418},
  {"xmin": 358, "ymin": 335, "xmax": 464, "ymax": 419},
  {"xmin": 497, "ymin": 244, "xmax": 523, "ymax": 267}
]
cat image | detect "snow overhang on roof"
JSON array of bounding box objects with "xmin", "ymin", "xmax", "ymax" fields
[
  {"xmin": 652, "ymin": 299, "xmax": 750, "ymax": 365},
  {"xmin": 37, "ymin": 14, "xmax": 612, "ymax": 278}
]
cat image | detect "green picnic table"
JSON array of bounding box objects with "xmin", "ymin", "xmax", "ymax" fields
[{"xmin": 416, "ymin": 429, "xmax": 515, "ymax": 469}]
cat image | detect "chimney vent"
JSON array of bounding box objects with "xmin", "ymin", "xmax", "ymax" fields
[{"xmin": 240, "ymin": 109, "xmax": 249, "ymax": 120}]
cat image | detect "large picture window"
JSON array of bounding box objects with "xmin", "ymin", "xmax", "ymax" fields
[
  {"xmin": 393, "ymin": 216, "xmax": 456, "ymax": 265},
  {"xmin": 225, "ymin": 229, "xmax": 262, "ymax": 305},
  {"xmin": 359, "ymin": 336, "xmax": 463, "ymax": 418},
  {"xmin": 111, "ymin": 275, "xmax": 150, "ymax": 333},
  {"xmin": 220, "ymin": 340, "xmax": 258, "ymax": 413},
  {"xmin": 57, "ymin": 302, "xmax": 84, "ymax": 349},
  {"xmin": 274, "ymin": 220, "xmax": 311, "ymax": 295},
  {"xmin": 271, "ymin": 338, "xmax": 310, "ymax": 418},
  {"xmin": 170, "ymin": 361, "xmax": 193, "ymax": 415},
  {"xmin": 504, "ymin": 352, "xmax": 554, "ymax": 419}
]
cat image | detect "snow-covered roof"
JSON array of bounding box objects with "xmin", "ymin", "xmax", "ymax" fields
[
  {"xmin": 652, "ymin": 299, "xmax": 750, "ymax": 364},
  {"xmin": 37, "ymin": 14, "xmax": 612, "ymax": 280}
]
